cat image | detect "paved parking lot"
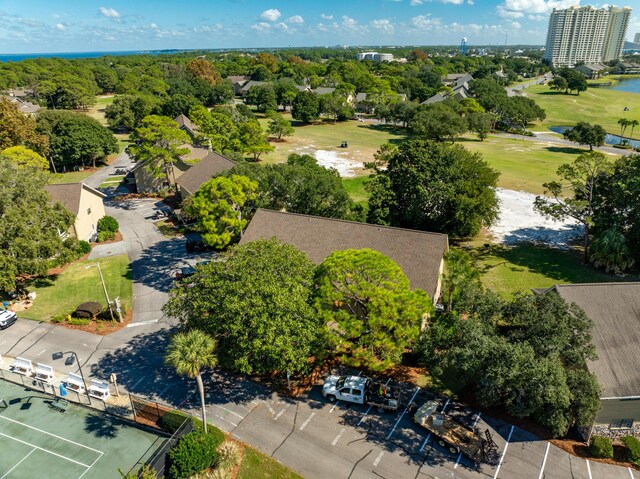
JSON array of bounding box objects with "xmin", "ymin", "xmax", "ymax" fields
[{"xmin": 187, "ymin": 371, "xmax": 638, "ymax": 479}]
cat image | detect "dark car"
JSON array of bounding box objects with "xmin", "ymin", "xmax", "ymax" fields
[{"xmin": 0, "ymin": 310, "xmax": 18, "ymax": 329}]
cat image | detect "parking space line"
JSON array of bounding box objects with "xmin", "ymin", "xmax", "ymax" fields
[
  {"xmin": 274, "ymin": 406, "xmax": 288, "ymax": 421},
  {"xmin": 587, "ymin": 460, "xmax": 593, "ymax": 479},
  {"xmin": 213, "ymin": 414, "xmax": 238, "ymax": 428},
  {"xmin": 265, "ymin": 403, "xmax": 276, "ymax": 416},
  {"xmin": 493, "ymin": 425, "xmax": 514, "ymax": 479},
  {"xmin": 331, "ymin": 428, "xmax": 346, "ymax": 446},
  {"xmin": 357, "ymin": 378, "xmax": 391, "ymax": 426},
  {"xmin": 299, "ymin": 413, "xmax": 315, "ymax": 431},
  {"xmin": 214, "ymin": 404, "xmax": 245, "ymax": 420},
  {"xmin": 373, "ymin": 451, "xmax": 384, "ymax": 467},
  {"xmin": 130, "ymin": 376, "xmax": 146, "ymax": 390},
  {"xmin": 630, "ymin": 467, "xmax": 636, "ymax": 479},
  {"xmin": 538, "ymin": 442, "xmax": 550, "ymax": 479},
  {"xmin": 386, "ymin": 387, "xmax": 420, "ymax": 440}
]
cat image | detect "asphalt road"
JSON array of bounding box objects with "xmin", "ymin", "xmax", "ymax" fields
[{"xmin": 0, "ymin": 155, "xmax": 637, "ymax": 478}]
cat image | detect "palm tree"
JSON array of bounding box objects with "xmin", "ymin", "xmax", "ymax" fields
[
  {"xmin": 618, "ymin": 118, "xmax": 629, "ymax": 138},
  {"xmin": 165, "ymin": 329, "xmax": 218, "ymax": 433},
  {"xmin": 629, "ymin": 119, "xmax": 639, "ymax": 141}
]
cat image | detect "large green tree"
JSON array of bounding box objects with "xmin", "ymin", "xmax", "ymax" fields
[
  {"xmin": 411, "ymin": 103, "xmax": 468, "ymax": 142},
  {"xmin": 315, "ymin": 249, "xmax": 433, "ymax": 371},
  {"xmin": 228, "ymin": 153, "xmax": 363, "ymax": 221},
  {"xmin": 534, "ymin": 151, "xmax": 613, "ymax": 262},
  {"xmin": 0, "ymin": 97, "xmax": 48, "ymax": 154},
  {"xmin": 1, "ymin": 146, "xmax": 49, "ymax": 170},
  {"xmin": 187, "ymin": 175, "xmax": 258, "ymax": 249},
  {"xmin": 105, "ymin": 94, "xmax": 161, "ymax": 131},
  {"xmin": 129, "ymin": 115, "xmax": 190, "ymax": 193},
  {"xmin": 367, "ymin": 139, "xmax": 499, "ymax": 238},
  {"xmin": 0, "ymin": 158, "xmax": 74, "ymax": 291},
  {"xmin": 267, "ymin": 112, "xmax": 295, "ymax": 140},
  {"xmin": 239, "ymin": 119, "xmax": 274, "ymax": 161},
  {"xmin": 292, "ymin": 91, "xmax": 321, "ymax": 124},
  {"xmin": 36, "ymin": 110, "xmax": 118, "ymax": 169},
  {"xmin": 165, "ymin": 329, "xmax": 218, "ymax": 433},
  {"xmin": 563, "ymin": 122, "xmax": 607, "ymax": 151},
  {"xmin": 164, "ymin": 239, "xmax": 320, "ymax": 375}
]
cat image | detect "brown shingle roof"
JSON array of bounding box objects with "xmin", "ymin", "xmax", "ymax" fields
[
  {"xmin": 44, "ymin": 183, "xmax": 105, "ymax": 216},
  {"xmin": 175, "ymin": 151, "xmax": 237, "ymax": 195},
  {"xmin": 173, "ymin": 114, "xmax": 197, "ymax": 134},
  {"xmin": 541, "ymin": 283, "xmax": 640, "ymax": 398},
  {"xmin": 240, "ymin": 209, "xmax": 448, "ymax": 299}
]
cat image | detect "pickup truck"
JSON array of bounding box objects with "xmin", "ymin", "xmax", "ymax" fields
[
  {"xmin": 322, "ymin": 375, "xmax": 401, "ymax": 412},
  {"xmin": 413, "ymin": 400, "xmax": 497, "ymax": 464}
]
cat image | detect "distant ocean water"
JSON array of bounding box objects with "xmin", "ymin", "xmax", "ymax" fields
[{"xmin": 0, "ymin": 50, "xmax": 183, "ymax": 62}]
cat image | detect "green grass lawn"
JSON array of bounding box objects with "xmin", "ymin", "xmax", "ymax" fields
[
  {"xmin": 238, "ymin": 447, "xmax": 303, "ymax": 479},
  {"xmin": 526, "ymin": 84, "xmax": 640, "ymax": 139},
  {"xmin": 20, "ymin": 255, "xmax": 132, "ymax": 322},
  {"xmin": 259, "ymin": 114, "xmax": 406, "ymax": 166},
  {"xmin": 87, "ymin": 95, "xmax": 115, "ymax": 127},
  {"xmin": 48, "ymin": 170, "xmax": 95, "ymax": 184},
  {"xmin": 466, "ymin": 243, "xmax": 623, "ymax": 297},
  {"xmin": 342, "ymin": 176, "xmax": 370, "ymax": 204},
  {"xmin": 459, "ymin": 135, "xmax": 616, "ymax": 195}
]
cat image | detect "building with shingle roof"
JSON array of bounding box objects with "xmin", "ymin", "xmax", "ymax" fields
[
  {"xmin": 175, "ymin": 151, "xmax": 236, "ymax": 199},
  {"xmin": 240, "ymin": 209, "xmax": 449, "ymax": 301},
  {"xmin": 534, "ymin": 282, "xmax": 640, "ymax": 430},
  {"xmin": 44, "ymin": 183, "xmax": 106, "ymax": 241}
]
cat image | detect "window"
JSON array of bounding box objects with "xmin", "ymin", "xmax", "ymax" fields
[
  {"xmin": 351, "ymin": 389, "xmax": 362, "ymax": 396},
  {"xmin": 87, "ymin": 208, "xmax": 91, "ymax": 215},
  {"xmin": 610, "ymin": 419, "xmax": 634, "ymax": 429}
]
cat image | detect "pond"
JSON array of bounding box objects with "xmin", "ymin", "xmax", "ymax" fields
[
  {"xmin": 549, "ymin": 126, "xmax": 640, "ymax": 149},
  {"xmin": 607, "ymin": 77, "xmax": 640, "ymax": 94}
]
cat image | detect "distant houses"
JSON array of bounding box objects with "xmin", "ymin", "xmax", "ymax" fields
[
  {"xmin": 356, "ymin": 52, "xmax": 394, "ymax": 62},
  {"xmin": 421, "ymin": 73, "xmax": 473, "ymax": 105},
  {"xmin": 574, "ymin": 63, "xmax": 609, "ymax": 79},
  {"xmin": 1, "ymin": 88, "xmax": 41, "ymax": 115}
]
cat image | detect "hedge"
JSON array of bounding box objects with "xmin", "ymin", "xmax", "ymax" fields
[
  {"xmin": 168, "ymin": 430, "xmax": 221, "ymax": 479},
  {"xmin": 158, "ymin": 410, "xmax": 190, "ymax": 433},
  {"xmin": 589, "ymin": 436, "xmax": 613, "ymax": 458},
  {"xmin": 621, "ymin": 436, "xmax": 640, "ymax": 466},
  {"xmin": 98, "ymin": 215, "xmax": 119, "ymax": 233}
]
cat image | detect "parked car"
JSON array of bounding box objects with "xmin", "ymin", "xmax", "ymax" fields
[{"xmin": 0, "ymin": 310, "xmax": 18, "ymax": 329}]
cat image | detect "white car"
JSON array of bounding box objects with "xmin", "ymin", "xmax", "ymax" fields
[
  {"xmin": 322, "ymin": 375, "xmax": 368, "ymax": 404},
  {"xmin": 0, "ymin": 310, "xmax": 17, "ymax": 329}
]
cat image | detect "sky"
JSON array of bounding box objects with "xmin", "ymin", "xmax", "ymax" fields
[{"xmin": 0, "ymin": 0, "xmax": 639, "ymax": 54}]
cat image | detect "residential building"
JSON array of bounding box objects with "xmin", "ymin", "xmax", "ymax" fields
[
  {"xmin": 635, "ymin": 32, "xmax": 640, "ymax": 43},
  {"xmin": 238, "ymin": 80, "xmax": 267, "ymax": 97},
  {"xmin": 603, "ymin": 7, "xmax": 632, "ymax": 62},
  {"xmin": 544, "ymin": 5, "xmax": 632, "ymax": 67},
  {"xmin": 44, "ymin": 183, "xmax": 106, "ymax": 241},
  {"xmin": 534, "ymin": 283, "xmax": 640, "ymax": 438},
  {"xmin": 422, "ymin": 73, "xmax": 473, "ymax": 105},
  {"xmin": 240, "ymin": 209, "xmax": 449, "ymax": 302},
  {"xmin": 575, "ymin": 63, "xmax": 609, "ymax": 79},
  {"xmin": 615, "ymin": 61, "xmax": 640, "ymax": 74},
  {"xmin": 356, "ymin": 52, "xmax": 394, "ymax": 62},
  {"xmin": 175, "ymin": 151, "xmax": 236, "ymax": 200}
]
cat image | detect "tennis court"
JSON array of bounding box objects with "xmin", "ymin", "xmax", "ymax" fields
[{"xmin": 0, "ymin": 379, "xmax": 167, "ymax": 478}]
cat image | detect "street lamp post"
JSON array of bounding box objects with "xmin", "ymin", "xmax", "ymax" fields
[
  {"xmin": 52, "ymin": 350, "xmax": 91, "ymax": 405},
  {"xmin": 86, "ymin": 262, "xmax": 115, "ymax": 321}
]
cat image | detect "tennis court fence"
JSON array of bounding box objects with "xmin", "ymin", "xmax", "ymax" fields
[{"xmin": 137, "ymin": 415, "xmax": 194, "ymax": 478}]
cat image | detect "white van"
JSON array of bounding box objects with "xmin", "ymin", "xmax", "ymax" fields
[{"xmin": 0, "ymin": 310, "xmax": 17, "ymax": 329}]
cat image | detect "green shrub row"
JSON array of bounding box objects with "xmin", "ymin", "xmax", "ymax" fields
[
  {"xmin": 158, "ymin": 410, "xmax": 190, "ymax": 433},
  {"xmin": 621, "ymin": 436, "xmax": 640, "ymax": 466},
  {"xmin": 168, "ymin": 428, "xmax": 225, "ymax": 479},
  {"xmin": 589, "ymin": 436, "xmax": 613, "ymax": 458}
]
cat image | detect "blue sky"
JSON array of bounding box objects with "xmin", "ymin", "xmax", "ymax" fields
[{"xmin": 1, "ymin": 0, "xmax": 638, "ymax": 53}]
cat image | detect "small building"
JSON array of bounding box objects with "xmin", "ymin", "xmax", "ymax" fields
[
  {"xmin": 615, "ymin": 62, "xmax": 640, "ymax": 74},
  {"xmin": 575, "ymin": 63, "xmax": 609, "ymax": 79},
  {"xmin": 175, "ymin": 151, "xmax": 237, "ymax": 200},
  {"xmin": 313, "ymin": 87, "xmax": 336, "ymax": 96},
  {"xmin": 534, "ymin": 283, "xmax": 640, "ymax": 438},
  {"xmin": 174, "ymin": 113, "xmax": 198, "ymax": 141},
  {"xmin": 44, "ymin": 183, "xmax": 106, "ymax": 241},
  {"xmin": 240, "ymin": 209, "xmax": 449, "ymax": 302},
  {"xmin": 423, "ymin": 73, "xmax": 473, "ymax": 105}
]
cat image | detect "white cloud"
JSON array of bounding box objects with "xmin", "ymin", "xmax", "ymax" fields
[
  {"xmin": 372, "ymin": 19, "xmax": 395, "ymax": 33},
  {"xmin": 149, "ymin": 22, "xmax": 158, "ymax": 29},
  {"xmin": 497, "ymin": 0, "xmax": 578, "ymax": 18},
  {"xmin": 410, "ymin": 0, "xmax": 424, "ymax": 5},
  {"xmin": 99, "ymin": 7, "xmax": 121, "ymax": 19},
  {"xmin": 441, "ymin": 0, "xmax": 465, "ymax": 4},
  {"xmin": 251, "ymin": 22, "xmax": 271, "ymax": 32},
  {"xmin": 287, "ymin": 15, "xmax": 304, "ymax": 24},
  {"xmin": 411, "ymin": 15, "xmax": 441, "ymax": 30},
  {"xmin": 260, "ymin": 8, "xmax": 281, "ymax": 22},
  {"xmin": 55, "ymin": 23, "xmax": 65, "ymax": 30},
  {"xmin": 320, "ymin": 13, "xmax": 333, "ymax": 20}
]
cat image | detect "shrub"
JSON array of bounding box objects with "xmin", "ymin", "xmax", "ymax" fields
[
  {"xmin": 97, "ymin": 230, "xmax": 115, "ymax": 243},
  {"xmin": 589, "ymin": 436, "xmax": 613, "ymax": 458},
  {"xmin": 67, "ymin": 318, "xmax": 91, "ymax": 326},
  {"xmin": 216, "ymin": 441, "xmax": 241, "ymax": 471},
  {"xmin": 158, "ymin": 410, "xmax": 191, "ymax": 433},
  {"xmin": 192, "ymin": 421, "xmax": 226, "ymax": 448},
  {"xmin": 621, "ymin": 436, "xmax": 640, "ymax": 466},
  {"xmin": 77, "ymin": 240, "xmax": 91, "ymax": 254},
  {"xmin": 98, "ymin": 215, "xmax": 119, "ymax": 233},
  {"xmin": 168, "ymin": 430, "xmax": 219, "ymax": 479}
]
